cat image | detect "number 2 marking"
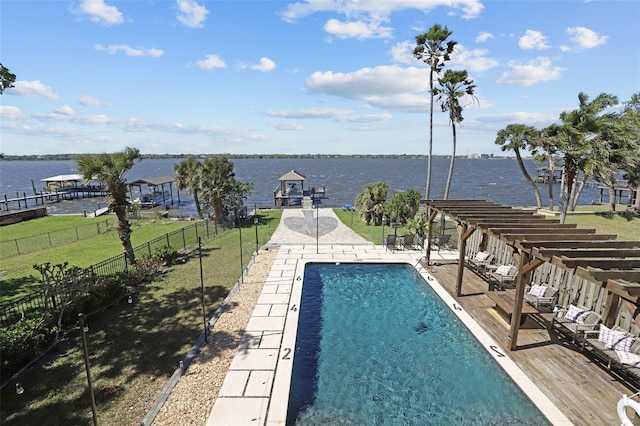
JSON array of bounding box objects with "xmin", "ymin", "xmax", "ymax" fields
[{"xmin": 282, "ymin": 347, "xmax": 292, "ymax": 360}]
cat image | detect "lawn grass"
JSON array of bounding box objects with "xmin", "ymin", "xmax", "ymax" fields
[
  {"xmin": 334, "ymin": 207, "xmax": 639, "ymax": 245},
  {"xmin": 0, "ymin": 209, "xmax": 282, "ymax": 426},
  {"xmin": 0, "ymin": 214, "xmax": 198, "ymax": 301}
]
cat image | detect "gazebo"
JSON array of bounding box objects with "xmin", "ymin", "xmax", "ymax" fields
[
  {"xmin": 274, "ymin": 170, "xmax": 305, "ymax": 207},
  {"xmin": 423, "ymin": 199, "xmax": 640, "ymax": 351}
]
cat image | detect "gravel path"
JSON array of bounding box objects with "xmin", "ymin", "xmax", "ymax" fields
[{"xmin": 152, "ymin": 248, "xmax": 277, "ymax": 426}]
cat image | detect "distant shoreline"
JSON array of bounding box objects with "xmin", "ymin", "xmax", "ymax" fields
[{"xmin": 1, "ymin": 153, "xmax": 512, "ymax": 161}]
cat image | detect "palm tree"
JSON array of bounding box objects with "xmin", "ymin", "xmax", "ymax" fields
[
  {"xmin": 414, "ymin": 24, "xmax": 456, "ymax": 200},
  {"xmin": 199, "ymin": 155, "xmax": 253, "ymax": 221},
  {"xmin": 174, "ymin": 157, "xmax": 204, "ymax": 218},
  {"xmin": 495, "ymin": 124, "xmax": 543, "ymax": 208},
  {"xmin": 434, "ymin": 69, "xmax": 477, "ymax": 200},
  {"xmin": 76, "ymin": 147, "xmax": 141, "ymax": 265},
  {"xmin": 554, "ymin": 92, "xmax": 618, "ymax": 222},
  {"xmin": 0, "ymin": 63, "xmax": 16, "ymax": 94},
  {"xmin": 355, "ymin": 181, "xmax": 388, "ymax": 225}
]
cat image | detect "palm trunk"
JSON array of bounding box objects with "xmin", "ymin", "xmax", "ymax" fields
[
  {"xmin": 193, "ymin": 190, "xmax": 203, "ymax": 219},
  {"xmin": 514, "ymin": 148, "xmax": 542, "ymax": 208},
  {"xmin": 560, "ymin": 155, "xmax": 578, "ymax": 223},
  {"xmin": 114, "ymin": 205, "xmax": 135, "ymax": 265},
  {"xmin": 547, "ymin": 159, "xmax": 554, "ymax": 210},
  {"xmin": 426, "ymin": 68, "xmax": 435, "ymax": 200},
  {"xmin": 608, "ymin": 185, "xmax": 617, "ymax": 212},
  {"xmin": 443, "ymin": 123, "xmax": 456, "ymax": 200}
]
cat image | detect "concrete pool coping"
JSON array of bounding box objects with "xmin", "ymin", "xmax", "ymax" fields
[{"xmin": 205, "ymin": 243, "xmax": 572, "ymax": 425}]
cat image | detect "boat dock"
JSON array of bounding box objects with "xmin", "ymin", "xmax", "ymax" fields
[{"xmin": 273, "ymin": 170, "xmax": 327, "ymax": 208}]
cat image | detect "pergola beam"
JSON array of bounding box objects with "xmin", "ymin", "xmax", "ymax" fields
[{"xmin": 575, "ymin": 266, "xmax": 640, "ymax": 283}]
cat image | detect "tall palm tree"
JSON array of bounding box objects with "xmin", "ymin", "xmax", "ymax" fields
[
  {"xmin": 76, "ymin": 147, "xmax": 141, "ymax": 265},
  {"xmin": 434, "ymin": 69, "xmax": 477, "ymax": 200},
  {"xmin": 174, "ymin": 157, "xmax": 204, "ymax": 218},
  {"xmin": 200, "ymin": 155, "xmax": 253, "ymax": 221},
  {"xmin": 414, "ymin": 24, "xmax": 456, "ymax": 200},
  {"xmin": 534, "ymin": 126, "xmax": 560, "ymax": 210},
  {"xmin": 495, "ymin": 124, "xmax": 543, "ymax": 208}
]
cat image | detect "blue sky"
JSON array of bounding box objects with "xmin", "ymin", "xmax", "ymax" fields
[{"xmin": 1, "ymin": 0, "xmax": 638, "ymax": 156}]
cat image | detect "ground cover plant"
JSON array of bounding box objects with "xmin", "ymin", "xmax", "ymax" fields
[
  {"xmin": 0, "ymin": 214, "xmax": 192, "ymax": 301},
  {"xmin": 0, "ymin": 210, "xmax": 281, "ymax": 426}
]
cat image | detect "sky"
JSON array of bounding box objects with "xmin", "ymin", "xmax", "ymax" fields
[{"xmin": 1, "ymin": 0, "xmax": 639, "ymax": 157}]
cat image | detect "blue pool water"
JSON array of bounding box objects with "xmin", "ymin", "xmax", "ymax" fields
[{"xmin": 287, "ymin": 263, "xmax": 550, "ymax": 425}]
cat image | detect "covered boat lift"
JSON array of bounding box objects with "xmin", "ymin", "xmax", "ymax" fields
[
  {"xmin": 128, "ymin": 176, "xmax": 179, "ymax": 208},
  {"xmin": 423, "ymin": 199, "xmax": 640, "ymax": 351},
  {"xmin": 274, "ymin": 170, "xmax": 326, "ymax": 207}
]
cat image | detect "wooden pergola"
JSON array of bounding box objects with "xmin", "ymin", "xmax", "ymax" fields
[{"xmin": 423, "ymin": 199, "xmax": 640, "ymax": 350}]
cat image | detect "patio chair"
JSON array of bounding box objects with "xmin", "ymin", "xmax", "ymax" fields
[
  {"xmin": 432, "ymin": 234, "xmax": 451, "ymax": 252},
  {"xmin": 552, "ymin": 304, "xmax": 602, "ymax": 346},
  {"xmin": 468, "ymin": 251, "xmax": 494, "ymax": 273},
  {"xmin": 383, "ymin": 234, "xmax": 397, "ymax": 252},
  {"xmin": 524, "ymin": 283, "xmax": 559, "ymax": 311},
  {"xmin": 489, "ymin": 265, "xmax": 518, "ymax": 289},
  {"xmin": 401, "ymin": 234, "xmax": 416, "ymax": 250}
]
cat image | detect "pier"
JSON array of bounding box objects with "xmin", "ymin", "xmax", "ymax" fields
[{"xmin": 1, "ymin": 174, "xmax": 108, "ymax": 212}]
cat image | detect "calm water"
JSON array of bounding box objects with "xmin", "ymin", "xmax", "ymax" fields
[
  {"xmin": 0, "ymin": 157, "xmax": 602, "ymax": 215},
  {"xmin": 288, "ymin": 263, "xmax": 548, "ymax": 425}
]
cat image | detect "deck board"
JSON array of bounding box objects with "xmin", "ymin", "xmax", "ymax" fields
[{"xmin": 427, "ymin": 261, "xmax": 636, "ymax": 426}]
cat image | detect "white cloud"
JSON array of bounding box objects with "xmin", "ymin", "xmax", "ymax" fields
[
  {"xmin": 566, "ymin": 26, "xmax": 608, "ymax": 48},
  {"xmin": 55, "ymin": 106, "xmax": 74, "ymax": 116},
  {"xmin": 450, "ymin": 44, "xmax": 499, "ymax": 72},
  {"xmin": 559, "ymin": 45, "xmax": 570, "ymax": 52},
  {"xmin": 264, "ymin": 107, "xmax": 391, "ymax": 123},
  {"xmin": 307, "ymin": 65, "xmax": 427, "ymax": 99},
  {"xmin": 496, "ymin": 57, "xmax": 564, "ymax": 86},
  {"xmin": 7, "ymin": 81, "xmax": 60, "ymax": 100},
  {"xmin": 245, "ymin": 57, "xmax": 277, "ymax": 72},
  {"xmin": 0, "ymin": 106, "xmax": 26, "ymax": 121},
  {"xmin": 475, "ymin": 31, "xmax": 493, "ymax": 43},
  {"xmin": 74, "ymin": 0, "xmax": 123, "ymax": 25},
  {"xmin": 271, "ymin": 121, "xmax": 304, "ymax": 130},
  {"xmin": 94, "ymin": 44, "xmax": 164, "ymax": 57},
  {"xmin": 194, "ymin": 54, "xmax": 226, "ymax": 69},
  {"xmin": 519, "ymin": 30, "xmax": 549, "ymax": 50},
  {"xmin": 388, "ymin": 41, "xmax": 414, "ymax": 64},
  {"xmin": 284, "ymin": 0, "xmax": 483, "ymax": 21},
  {"xmin": 176, "ymin": 0, "xmax": 209, "ymax": 29},
  {"xmin": 324, "ymin": 18, "xmax": 392, "ymax": 40},
  {"xmin": 77, "ymin": 95, "xmax": 104, "ymax": 106},
  {"xmin": 482, "ymin": 111, "xmax": 558, "ymax": 125}
]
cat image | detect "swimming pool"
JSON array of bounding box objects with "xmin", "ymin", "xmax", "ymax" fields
[{"xmin": 286, "ymin": 263, "xmax": 550, "ymax": 425}]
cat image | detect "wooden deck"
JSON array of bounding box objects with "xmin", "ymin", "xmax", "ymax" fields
[{"xmin": 426, "ymin": 261, "xmax": 637, "ymax": 425}]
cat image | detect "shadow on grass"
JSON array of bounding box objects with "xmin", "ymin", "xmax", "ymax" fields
[{"xmin": 0, "ymin": 275, "xmax": 40, "ymax": 301}]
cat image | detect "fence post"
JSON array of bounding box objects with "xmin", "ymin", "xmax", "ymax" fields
[
  {"xmin": 124, "ymin": 252, "xmax": 128, "ymax": 272},
  {"xmin": 147, "ymin": 242, "xmax": 152, "ymax": 258},
  {"xmin": 166, "ymin": 234, "xmax": 170, "ymax": 249},
  {"xmin": 76, "ymin": 226, "xmax": 80, "ymax": 241},
  {"xmin": 181, "ymin": 228, "xmax": 186, "ymax": 249},
  {"xmin": 14, "ymin": 239, "xmax": 20, "ymax": 255},
  {"xmin": 48, "ymin": 232, "xmax": 52, "ymax": 248}
]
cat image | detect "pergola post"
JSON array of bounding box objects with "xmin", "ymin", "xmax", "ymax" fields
[
  {"xmin": 455, "ymin": 223, "xmax": 475, "ymax": 297},
  {"xmin": 508, "ymin": 252, "xmax": 529, "ymax": 350}
]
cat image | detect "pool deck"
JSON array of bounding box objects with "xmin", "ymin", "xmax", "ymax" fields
[{"xmin": 205, "ymin": 208, "xmax": 634, "ymax": 425}]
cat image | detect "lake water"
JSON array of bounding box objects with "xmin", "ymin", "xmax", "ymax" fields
[{"xmin": 0, "ymin": 157, "xmax": 602, "ymax": 216}]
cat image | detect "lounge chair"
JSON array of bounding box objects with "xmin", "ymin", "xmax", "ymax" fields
[
  {"xmin": 552, "ymin": 304, "xmax": 602, "ymax": 346},
  {"xmin": 432, "ymin": 234, "xmax": 451, "ymax": 252},
  {"xmin": 468, "ymin": 251, "xmax": 494, "ymax": 273},
  {"xmin": 401, "ymin": 234, "xmax": 416, "ymax": 250},
  {"xmin": 489, "ymin": 265, "xmax": 518, "ymax": 289},
  {"xmin": 524, "ymin": 283, "xmax": 559, "ymax": 311},
  {"xmin": 383, "ymin": 234, "xmax": 397, "ymax": 252},
  {"xmin": 584, "ymin": 325, "xmax": 640, "ymax": 380}
]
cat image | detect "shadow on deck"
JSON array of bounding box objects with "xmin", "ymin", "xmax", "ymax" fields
[{"xmin": 426, "ymin": 260, "xmax": 636, "ymax": 426}]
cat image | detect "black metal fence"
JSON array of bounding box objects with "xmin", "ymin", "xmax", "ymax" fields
[
  {"xmin": 0, "ymin": 220, "xmax": 222, "ymax": 325},
  {"xmin": 0, "ymin": 219, "xmax": 113, "ymax": 258}
]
